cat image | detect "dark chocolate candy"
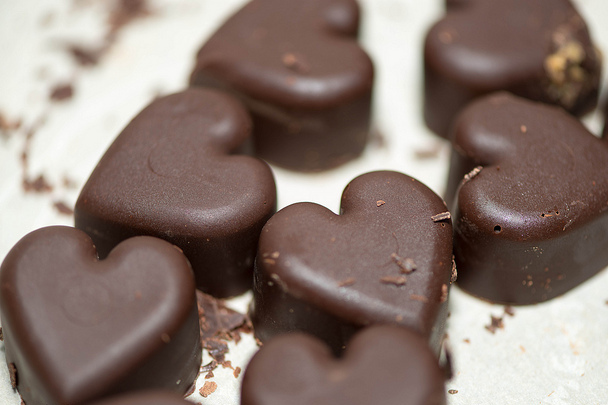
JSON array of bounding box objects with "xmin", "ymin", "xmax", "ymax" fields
[
  {"xmin": 251, "ymin": 171, "xmax": 453, "ymax": 354},
  {"xmin": 190, "ymin": 0, "xmax": 374, "ymax": 171},
  {"xmin": 75, "ymin": 89, "xmax": 276, "ymax": 298},
  {"xmin": 446, "ymin": 92, "xmax": 608, "ymax": 304},
  {"xmin": 0, "ymin": 226, "xmax": 201, "ymax": 405},
  {"xmin": 241, "ymin": 326, "xmax": 447, "ymax": 405},
  {"xmin": 88, "ymin": 391, "xmax": 191, "ymax": 405},
  {"xmin": 424, "ymin": 0, "xmax": 602, "ymax": 138}
]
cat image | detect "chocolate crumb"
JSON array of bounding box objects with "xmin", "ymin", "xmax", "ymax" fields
[
  {"xmin": 233, "ymin": 366, "xmax": 241, "ymax": 379},
  {"xmin": 440, "ymin": 284, "xmax": 449, "ymax": 303},
  {"xmin": 380, "ymin": 275, "xmax": 407, "ymax": 286},
  {"xmin": 65, "ymin": 44, "xmax": 103, "ymax": 66},
  {"xmin": 201, "ymin": 360, "xmax": 218, "ymax": 375},
  {"xmin": 504, "ymin": 305, "xmax": 515, "ymax": 317},
  {"xmin": 431, "ymin": 212, "xmax": 451, "ymax": 222},
  {"xmin": 450, "ymin": 259, "xmax": 457, "ymax": 283},
  {"xmin": 8, "ymin": 363, "xmax": 17, "ymax": 389},
  {"xmin": 448, "ymin": 389, "xmax": 458, "ymax": 395},
  {"xmin": 410, "ymin": 294, "xmax": 429, "ymax": 303},
  {"xmin": 484, "ymin": 315, "xmax": 504, "ymax": 334},
  {"xmin": 23, "ymin": 174, "xmax": 53, "ymax": 194},
  {"xmin": 376, "ymin": 200, "xmax": 386, "ymax": 207},
  {"xmin": 338, "ymin": 277, "xmax": 356, "ymax": 287},
  {"xmin": 463, "ymin": 338, "xmax": 470, "ymax": 344},
  {"xmin": 53, "ymin": 201, "xmax": 74, "ymax": 216},
  {"xmin": 391, "ymin": 253, "xmax": 416, "ymax": 274},
  {"xmin": 49, "ymin": 83, "xmax": 74, "ymax": 102},
  {"xmin": 199, "ymin": 381, "xmax": 217, "ymax": 398},
  {"xmin": 205, "ymin": 370, "xmax": 214, "ymax": 379}
]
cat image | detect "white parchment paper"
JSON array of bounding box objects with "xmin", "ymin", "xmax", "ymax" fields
[{"xmin": 1, "ymin": 0, "xmax": 607, "ymax": 404}]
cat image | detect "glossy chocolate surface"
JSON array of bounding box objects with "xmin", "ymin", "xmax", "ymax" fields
[
  {"xmin": 75, "ymin": 89, "xmax": 276, "ymax": 298},
  {"xmin": 0, "ymin": 226, "xmax": 201, "ymax": 405},
  {"xmin": 446, "ymin": 93, "xmax": 608, "ymax": 304},
  {"xmin": 190, "ymin": 0, "xmax": 374, "ymax": 171},
  {"xmin": 251, "ymin": 171, "xmax": 453, "ymax": 353},
  {"xmin": 424, "ymin": 0, "xmax": 602, "ymax": 138},
  {"xmin": 88, "ymin": 391, "xmax": 192, "ymax": 405},
  {"xmin": 242, "ymin": 326, "xmax": 446, "ymax": 405}
]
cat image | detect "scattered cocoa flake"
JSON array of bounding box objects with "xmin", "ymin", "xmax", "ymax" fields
[
  {"xmin": 8, "ymin": 363, "xmax": 17, "ymax": 389},
  {"xmin": 65, "ymin": 43, "xmax": 104, "ymax": 67},
  {"xmin": 376, "ymin": 200, "xmax": 386, "ymax": 207},
  {"xmin": 391, "ymin": 253, "xmax": 416, "ymax": 274},
  {"xmin": 463, "ymin": 338, "xmax": 470, "ymax": 344},
  {"xmin": 0, "ymin": 111, "xmax": 22, "ymax": 139},
  {"xmin": 414, "ymin": 142, "xmax": 442, "ymax": 159},
  {"xmin": 450, "ymin": 259, "xmax": 457, "ymax": 283},
  {"xmin": 448, "ymin": 389, "xmax": 458, "ymax": 395},
  {"xmin": 338, "ymin": 277, "xmax": 356, "ymax": 287},
  {"xmin": 431, "ymin": 212, "xmax": 451, "ymax": 222},
  {"xmin": 199, "ymin": 381, "xmax": 217, "ymax": 398},
  {"xmin": 200, "ymin": 360, "xmax": 218, "ymax": 374},
  {"xmin": 461, "ymin": 166, "xmax": 483, "ymax": 185},
  {"xmin": 504, "ymin": 305, "xmax": 515, "ymax": 317},
  {"xmin": 23, "ymin": 174, "xmax": 53, "ymax": 193},
  {"xmin": 221, "ymin": 360, "xmax": 234, "ymax": 370},
  {"xmin": 281, "ymin": 52, "xmax": 310, "ymax": 73},
  {"xmin": 205, "ymin": 370, "xmax": 214, "ymax": 379},
  {"xmin": 197, "ymin": 290, "xmax": 248, "ymax": 341},
  {"xmin": 440, "ymin": 284, "xmax": 449, "ymax": 303},
  {"xmin": 380, "ymin": 275, "xmax": 407, "ymax": 286},
  {"xmin": 62, "ymin": 175, "xmax": 78, "ymax": 189},
  {"xmin": 233, "ymin": 367, "xmax": 242, "ymax": 379},
  {"xmin": 53, "ymin": 201, "xmax": 74, "ymax": 216},
  {"xmin": 108, "ymin": 0, "xmax": 151, "ymax": 38},
  {"xmin": 484, "ymin": 315, "xmax": 504, "ymax": 334},
  {"xmin": 49, "ymin": 83, "xmax": 74, "ymax": 101},
  {"xmin": 410, "ymin": 294, "xmax": 429, "ymax": 303}
]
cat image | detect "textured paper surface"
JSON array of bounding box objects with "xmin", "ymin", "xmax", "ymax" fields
[{"xmin": 1, "ymin": 0, "xmax": 607, "ymax": 404}]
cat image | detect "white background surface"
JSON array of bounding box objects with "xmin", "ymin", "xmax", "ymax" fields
[{"xmin": 1, "ymin": 0, "xmax": 607, "ymax": 404}]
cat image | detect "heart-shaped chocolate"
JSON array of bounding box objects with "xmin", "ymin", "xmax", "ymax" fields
[
  {"xmin": 424, "ymin": 0, "xmax": 601, "ymax": 137},
  {"xmin": 88, "ymin": 391, "xmax": 192, "ymax": 405},
  {"xmin": 0, "ymin": 226, "xmax": 201, "ymax": 405},
  {"xmin": 251, "ymin": 171, "xmax": 453, "ymax": 353},
  {"xmin": 446, "ymin": 92, "xmax": 608, "ymax": 304},
  {"xmin": 190, "ymin": 0, "xmax": 374, "ymax": 171},
  {"xmin": 75, "ymin": 89, "xmax": 277, "ymax": 298},
  {"xmin": 241, "ymin": 326, "xmax": 447, "ymax": 405}
]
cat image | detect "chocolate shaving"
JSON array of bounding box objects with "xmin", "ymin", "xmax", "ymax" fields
[
  {"xmin": 461, "ymin": 166, "xmax": 483, "ymax": 185},
  {"xmin": 440, "ymin": 284, "xmax": 449, "ymax": 303},
  {"xmin": 205, "ymin": 370, "xmax": 214, "ymax": 379},
  {"xmin": 200, "ymin": 360, "xmax": 218, "ymax": 374},
  {"xmin": 23, "ymin": 174, "xmax": 53, "ymax": 194},
  {"xmin": 463, "ymin": 338, "xmax": 470, "ymax": 344},
  {"xmin": 49, "ymin": 83, "xmax": 74, "ymax": 101},
  {"xmin": 484, "ymin": 315, "xmax": 504, "ymax": 334},
  {"xmin": 182, "ymin": 368, "xmax": 201, "ymax": 398},
  {"xmin": 338, "ymin": 277, "xmax": 356, "ymax": 287},
  {"xmin": 380, "ymin": 275, "xmax": 407, "ymax": 286},
  {"xmin": 431, "ymin": 212, "xmax": 451, "ymax": 222},
  {"xmin": 8, "ymin": 363, "xmax": 17, "ymax": 389},
  {"xmin": 66, "ymin": 44, "xmax": 104, "ymax": 67},
  {"xmin": 53, "ymin": 201, "xmax": 74, "ymax": 216},
  {"xmin": 233, "ymin": 366, "xmax": 242, "ymax": 379},
  {"xmin": 450, "ymin": 259, "xmax": 457, "ymax": 283},
  {"xmin": 376, "ymin": 200, "xmax": 386, "ymax": 207},
  {"xmin": 199, "ymin": 381, "xmax": 217, "ymax": 398},
  {"xmin": 391, "ymin": 253, "xmax": 416, "ymax": 274},
  {"xmin": 448, "ymin": 389, "xmax": 458, "ymax": 394}
]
